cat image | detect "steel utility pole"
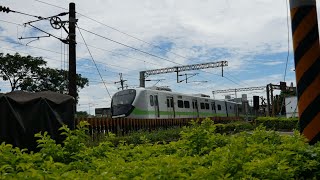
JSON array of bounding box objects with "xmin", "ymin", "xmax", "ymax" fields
[
  {"xmin": 68, "ymin": 2, "xmax": 77, "ymax": 100},
  {"xmin": 115, "ymin": 73, "xmax": 127, "ymax": 90}
]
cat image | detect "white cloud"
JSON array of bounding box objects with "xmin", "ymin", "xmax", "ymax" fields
[{"xmin": 0, "ymin": 0, "xmax": 311, "ymax": 113}]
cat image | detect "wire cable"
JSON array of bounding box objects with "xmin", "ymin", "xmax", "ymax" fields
[
  {"xmin": 33, "ymin": 0, "xmax": 253, "ymax": 88},
  {"xmin": 33, "ymin": 0, "xmax": 194, "ymax": 61},
  {"xmin": 77, "ymin": 25, "xmax": 112, "ymax": 98},
  {"xmin": 77, "ymin": 27, "xmax": 241, "ymax": 88},
  {"xmin": 283, "ymin": 0, "xmax": 291, "ymax": 82},
  {"xmin": 34, "ymin": 0, "xmax": 68, "ymax": 10},
  {"xmin": 77, "ymin": 26, "xmax": 180, "ymax": 65},
  {"xmin": 0, "ymin": 19, "xmax": 23, "ymax": 26}
]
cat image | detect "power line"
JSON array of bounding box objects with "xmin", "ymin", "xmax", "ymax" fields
[
  {"xmin": 76, "ymin": 41, "xmax": 161, "ymax": 67},
  {"xmin": 34, "ymin": 0, "xmax": 68, "ymax": 10},
  {"xmin": 77, "ymin": 27, "xmax": 242, "ymax": 88},
  {"xmin": 0, "ymin": 38, "xmax": 134, "ymax": 72},
  {"xmin": 283, "ymin": 0, "xmax": 291, "ymax": 82},
  {"xmin": 0, "ymin": 46, "xmax": 132, "ymax": 83},
  {"xmin": 2, "ymin": 4, "xmax": 245, "ymax": 89},
  {"xmin": 77, "ymin": 25, "xmax": 112, "ymax": 98},
  {"xmin": 33, "ymin": 0, "xmax": 248, "ymax": 88},
  {"xmin": 33, "ymin": 0, "xmax": 191, "ymax": 61},
  {"xmin": 224, "ymin": 71, "xmax": 251, "ymax": 87},
  {"xmin": 0, "ymin": 19, "xmax": 23, "ymax": 26},
  {"xmin": 0, "ymin": 35, "xmax": 235, "ymax": 91},
  {"xmin": 77, "ymin": 26, "xmax": 180, "ymax": 65}
]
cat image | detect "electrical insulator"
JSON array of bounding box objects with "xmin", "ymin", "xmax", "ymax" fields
[{"xmin": 0, "ymin": 6, "xmax": 10, "ymax": 13}]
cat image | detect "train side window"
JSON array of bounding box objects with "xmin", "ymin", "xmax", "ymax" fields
[
  {"xmin": 178, "ymin": 100, "xmax": 184, "ymax": 108},
  {"xmin": 217, "ymin": 104, "xmax": 222, "ymax": 111},
  {"xmin": 170, "ymin": 99, "xmax": 174, "ymax": 107},
  {"xmin": 230, "ymin": 105, "xmax": 232, "ymax": 109},
  {"xmin": 192, "ymin": 102, "xmax": 195, "ymax": 109},
  {"xmin": 184, "ymin": 101, "xmax": 190, "ymax": 108},
  {"xmin": 205, "ymin": 103, "xmax": 209, "ymax": 110},
  {"xmin": 150, "ymin": 95, "xmax": 154, "ymax": 106},
  {"xmin": 167, "ymin": 99, "xmax": 170, "ymax": 107},
  {"xmin": 154, "ymin": 95, "xmax": 159, "ymax": 106},
  {"xmin": 200, "ymin": 103, "xmax": 205, "ymax": 109}
]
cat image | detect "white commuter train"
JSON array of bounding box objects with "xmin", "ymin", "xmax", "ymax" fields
[{"xmin": 111, "ymin": 87, "xmax": 246, "ymax": 119}]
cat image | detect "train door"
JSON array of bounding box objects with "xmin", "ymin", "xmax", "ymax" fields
[
  {"xmin": 154, "ymin": 95, "xmax": 160, "ymax": 118},
  {"xmin": 225, "ymin": 101, "xmax": 229, "ymax": 117},
  {"xmin": 192, "ymin": 99, "xmax": 199, "ymax": 118},
  {"xmin": 211, "ymin": 102, "xmax": 216, "ymax": 116},
  {"xmin": 166, "ymin": 97, "xmax": 175, "ymax": 118}
]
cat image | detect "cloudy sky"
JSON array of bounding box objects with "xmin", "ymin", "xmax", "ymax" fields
[{"xmin": 0, "ymin": 0, "xmax": 311, "ymax": 114}]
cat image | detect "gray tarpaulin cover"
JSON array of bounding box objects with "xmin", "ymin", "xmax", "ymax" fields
[{"xmin": 0, "ymin": 91, "xmax": 75, "ymax": 151}]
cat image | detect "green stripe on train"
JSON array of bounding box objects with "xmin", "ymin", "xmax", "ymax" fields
[{"xmin": 132, "ymin": 108, "xmax": 235, "ymax": 117}]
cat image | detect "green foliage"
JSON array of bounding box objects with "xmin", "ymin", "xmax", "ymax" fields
[
  {"xmin": 100, "ymin": 127, "xmax": 182, "ymax": 146},
  {"xmin": 1, "ymin": 118, "xmax": 320, "ymax": 179},
  {"xmin": 0, "ymin": 53, "xmax": 88, "ymax": 101},
  {"xmin": 215, "ymin": 121, "xmax": 254, "ymax": 134},
  {"xmin": 0, "ymin": 53, "xmax": 46, "ymax": 92},
  {"xmin": 255, "ymin": 116, "xmax": 299, "ymax": 130},
  {"xmin": 76, "ymin": 111, "xmax": 89, "ymax": 118}
]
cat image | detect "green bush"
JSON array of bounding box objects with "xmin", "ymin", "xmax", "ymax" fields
[
  {"xmin": 102, "ymin": 127, "xmax": 182, "ymax": 146},
  {"xmin": 93, "ymin": 121, "xmax": 253, "ymax": 146},
  {"xmin": 2, "ymin": 118, "xmax": 320, "ymax": 179},
  {"xmin": 255, "ymin": 117, "xmax": 299, "ymax": 130},
  {"xmin": 215, "ymin": 122, "xmax": 254, "ymax": 134}
]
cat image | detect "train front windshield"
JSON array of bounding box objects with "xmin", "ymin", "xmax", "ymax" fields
[{"xmin": 111, "ymin": 89, "xmax": 136, "ymax": 117}]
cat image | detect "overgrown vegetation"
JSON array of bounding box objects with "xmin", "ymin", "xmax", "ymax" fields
[
  {"xmin": 90, "ymin": 121, "xmax": 254, "ymax": 146},
  {"xmin": 255, "ymin": 116, "xmax": 299, "ymax": 130},
  {"xmin": 1, "ymin": 119, "xmax": 319, "ymax": 179}
]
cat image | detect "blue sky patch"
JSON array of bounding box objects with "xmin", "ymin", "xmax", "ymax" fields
[
  {"xmin": 149, "ymin": 37, "xmax": 174, "ymax": 57},
  {"xmin": 189, "ymin": 47, "xmax": 232, "ymax": 63}
]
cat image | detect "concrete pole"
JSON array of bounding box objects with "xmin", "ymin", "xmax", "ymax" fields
[{"xmin": 289, "ymin": 0, "xmax": 320, "ymax": 144}]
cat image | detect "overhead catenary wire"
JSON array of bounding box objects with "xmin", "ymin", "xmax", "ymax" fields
[
  {"xmin": 1, "ymin": 26, "xmax": 234, "ymax": 92},
  {"xmin": 0, "ymin": 38, "xmax": 171, "ymax": 86},
  {"xmin": 0, "ymin": 19, "xmax": 23, "ymax": 26},
  {"xmin": 34, "ymin": 0, "xmax": 193, "ymax": 61},
  {"xmin": 283, "ymin": 0, "xmax": 291, "ymax": 82},
  {"xmin": 33, "ymin": 0, "xmax": 259, "ymax": 90},
  {"xmin": 0, "ymin": 41, "xmax": 232, "ymax": 92},
  {"xmin": 77, "ymin": 27, "xmax": 241, "ymax": 89},
  {"xmin": 77, "ymin": 26, "xmax": 180, "ymax": 65},
  {"xmin": 0, "ymin": 40, "xmax": 141, "ymax": 87},
  {"xmin": 20, "ymin": 1, "xmax": 244, "ymax": 89},
  {"xmin": 0, "ymin": 38, "xmax": 134, "ymax": 72},
  {"xmin": 3, "ymin": 3, "xmax": 246, "ymax": 90},
  {"xmin": 77, "ymin": 25, "xmax": 112, "ymax": 99}
]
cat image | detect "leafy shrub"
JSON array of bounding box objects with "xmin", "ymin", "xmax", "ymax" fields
[
  {"xmin": 215, "ymin": 122, "xmax": 254, "ymax": 134},
  {"xmin": 1, "ymin": 118, "xmax": 320, "ymax": 179},
  {"xmin": 255, "ymin": 117, "xmax": 299, "ymax": 130}
]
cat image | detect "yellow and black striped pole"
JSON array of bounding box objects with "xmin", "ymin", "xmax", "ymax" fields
[{"xmin": 289, "ymin": 0, "xmax": 320, "ymax": 144}]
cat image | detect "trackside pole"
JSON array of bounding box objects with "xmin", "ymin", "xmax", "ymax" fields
[{"xmin": 289, "ymin": 0, "xmax": 320, "ymax": 144}]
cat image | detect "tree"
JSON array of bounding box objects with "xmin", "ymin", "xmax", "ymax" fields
[
  {"xmin": 0, "ymin": 53, "xmax": 46, "ymax": 91},
  {"xmin": 20, "ymin": 68, "xmax": 89, "ymax": 97},
  {"xmin": 76, "ymin": 111, "xmax": 89, "ymax": 118},
  {"xmin": 0, "ymin": 53, "xmax": 89, "ymax": 101}
]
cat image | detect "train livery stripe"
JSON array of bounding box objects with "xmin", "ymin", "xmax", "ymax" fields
[
  {"xmin": 290, "ymin": 0, "xmax": 320, "ymax": 144},
  {"xmin": 131, "ymin": 108, "xmax": 232, "ymax": 117}
]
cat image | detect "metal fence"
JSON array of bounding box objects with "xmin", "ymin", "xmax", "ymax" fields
[{"xmin": 76, "ymin": 116, "xmax": 243, "ymax": 137}]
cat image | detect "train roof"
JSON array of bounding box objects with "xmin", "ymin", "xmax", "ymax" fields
[{"xmin": 130, "ymin": 87, "xmax": 239, "ymax": 103}]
